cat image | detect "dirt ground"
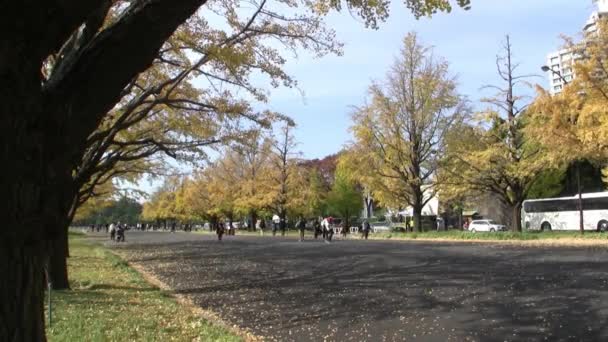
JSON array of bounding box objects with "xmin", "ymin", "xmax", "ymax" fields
[{"xmin": 98, "ymin": 231, "xmax": 608, "ymax": 341}]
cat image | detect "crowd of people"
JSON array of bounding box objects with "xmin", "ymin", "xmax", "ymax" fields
[
  {"xmin": 213, "ymin": 216, "xmax": 373, "ymax": 242},
  {"xmin": 88, "ymin": 216, "xmax": 374, "ymax": 243}
]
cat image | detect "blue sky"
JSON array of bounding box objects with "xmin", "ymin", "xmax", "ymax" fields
[
  {"xmin": 136, "ymin": 0, "xmax": 596, "ymax": 195},
  {"xmin": 263, "ymin": 0, "xmax": 595, "ymax": 159}
]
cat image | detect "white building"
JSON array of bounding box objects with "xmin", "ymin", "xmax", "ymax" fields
[{"xmin": 545, "ymin": 0, "xmax": 608, "ymax": 94}]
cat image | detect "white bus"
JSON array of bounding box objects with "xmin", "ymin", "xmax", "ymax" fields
[{"xmin": 523, "ymin": 191, "xmax": 608, "ymax": 231}]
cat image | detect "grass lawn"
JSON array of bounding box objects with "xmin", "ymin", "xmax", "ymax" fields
[
  {"xmin": 370, "ymin": 229, "xmax": 608, "ymax": 242},
  {"xmin": 46, "ymin": 233, "xmax": 242, "ymax": 342},
  {"xmin": 193, "ymin": 227, "xmax": 608, "ymax": 241}
]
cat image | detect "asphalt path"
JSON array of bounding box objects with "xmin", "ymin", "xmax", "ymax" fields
[{"xmin": 97, "ymin": 231, "xmax": 608, "ymax": 341}]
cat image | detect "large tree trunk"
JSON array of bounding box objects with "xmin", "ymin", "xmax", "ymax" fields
[
  {"xmin": 0, "ymin": 243, "xmax": 48, "ymax": 341},
  {"xmin": 1, "ymin": 75, "xmax": 75, "ymax": 339},
  {"xmin": 1, "ymin": 2, "xmax": 209, "ymax": 339},
  {"xmin": 49, "ymin": 225, "xmax": 70, "ymax": 290},
  {"xmin": 49, "ymin": 201, "xmax": 76, "ymax": 290}
]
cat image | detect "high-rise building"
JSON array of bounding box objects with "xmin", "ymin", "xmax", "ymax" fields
[{"xmin": 545, "ymin": 0, "xmax": 608, "ymax": 94}]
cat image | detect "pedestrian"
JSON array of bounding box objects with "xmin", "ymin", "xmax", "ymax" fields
[
  {"xmin": 272, "ymin": 214, "xmax": 280, "ymax": 236},
  {"xmin": 217, "ymin": 222, "xmax": 225, "ymax": 241},
  {"xmin": 90, "ymin": 224, "xmax": 95, "ymax": 232},
  {"xmin": 321, "ymin": 217, "xmax": 328, "ymax": 240},
  {"xmin": 322, "ymin": 218, "xmax": 333, "ymax": 242},
  {"xmin": 170, "ymin": 222, "xmax": 176, "ymax": 233},
  {"xmin": 296, "ymin": 217, "xmax": 306, "ymax": 242},
  {"xmin": 280, "ymin": 218, "xmax": 286, "ymax": 236},
  {"xmin": 109, "ymin": 223, "xmax": 116, "ymax": 241},
  {"xmin": 257, "ymin": 218, "xmax": 266, "ymax": 236},
  {"xmin": 313, "ymin": 219, "xmax": 321, "ymax": 239},
  {"xmin": 362, "ymin": 219, "xmax": 371, "ymax": 240},
  {"xmin": 116, "ymin": 223, "xmax": 125, "ymax": 242}
]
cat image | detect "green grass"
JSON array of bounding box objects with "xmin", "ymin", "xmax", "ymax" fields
[
  {"xmin": 46, "ymin": 235, "xmax": 241, "ymax": 342},
  {"xmin": 371, "ymin": 230, "xmax": 608, "ymax": 241}
]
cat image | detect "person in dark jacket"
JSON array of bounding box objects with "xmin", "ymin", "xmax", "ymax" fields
[
  {"xmin": 216, "ymin": 222, "xmax": 225, "ymax": 241},
  {"xmin": 272, "ymin": 214, "xmax": 280, "ymax": 236},
  {"xmin": 296, "ymin": 218, "xmax": 306, "ymax": 242},
  {"xmin": 362, "ymin": 219, "xmax": 371, "ymax": 240},
  {"xmin": 313, "ymin": 219, "xmax": 321, "ymax": 239}
]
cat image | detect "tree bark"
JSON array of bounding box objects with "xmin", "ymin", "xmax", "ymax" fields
[
  {"xmin": 250, "ymin": 210, "xmax": 257, "ymax": 232},
  {"xmin": 49, "ymin": 225, "xmax": 70, "ymax": 290},
  {"xmin": 512, "ymin": 202, "xmax": 522, "ymax": 232},
  {"xmin": 49, "ymin": 199, "xmax": 77, "ymax": 290},
  {"xmin": 1, "ymin": 2, "xmax": 209, "ymax": 338},
  {"xmin": 364, "ymin": 195, "xmax": 373, "ymax": 218},
  {"xmin": 413, "ymin": 205, "xmax": 422, "ymax": 233},
  {"xmin": 0, "ymin": 242, "xmax": 48, "ymax": 341}
]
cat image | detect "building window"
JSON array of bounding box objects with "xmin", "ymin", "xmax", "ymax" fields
[
  {"xmin": 565, "ymin": 75, "xmax": 573, "ymax": 81},
  {"xmin": 550, "ymin": 57, "xmax": 559, "ymax": 63},
  {"xmin": 554, "ymin": 85, "xmax": 562, "ymax": 91},
  {"xmin": 552, "ymin": 65, "xmax": 560, "ymax": 71}
]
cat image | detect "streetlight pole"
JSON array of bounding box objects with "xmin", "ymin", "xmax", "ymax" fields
[{"xmin": 541, "ymin": 65, "xmax": 584, "ymax": 234}]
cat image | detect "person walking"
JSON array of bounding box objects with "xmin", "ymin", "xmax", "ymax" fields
[
  {"xmin": 362, "ymin": 219, "xmax": 371, "ymax": 240},
  {"xmin": 217, "ymin": 222, "xmax": 225, "ymax": 241},
  {"xmin": 280, "ymin": 218, "xmax": 286, "ymax": 237},
  {"xmin": 257, "ymin": 218, "xmax": 266, "ymax": 236},
  {"xmin": 109, "ymin": 223, "xmax": 116, "ymax": 241},
  {"xmin": 313, "ymin": 218, "xmax": 321, "ymax": 239},
  {"xmin": 296, "ymin": 217, "xmax": 306, "ymax": 242},
  {"xmin": 272, "ymin": 214, "xmax": 280, "ymax": 236},
  {"xmin": 321, "ymin": 217, "xmax": 328, "ymax": 240},
  {"xmin": 116, "ymin": 223, "xmax": 125, "ymax": 242},
  {"xmin": 322, "ymin": 218, "xmax": 333, "ymax": 242}
]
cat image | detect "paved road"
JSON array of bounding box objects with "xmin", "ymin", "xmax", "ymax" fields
[{"xmin": 100, "ymin": 231, "xmax": 608, "ymax": 341}]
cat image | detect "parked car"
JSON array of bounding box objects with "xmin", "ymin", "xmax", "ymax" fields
[{"xmin": 468, "ymin": 220, "xmax": 507, "ymax": 233}]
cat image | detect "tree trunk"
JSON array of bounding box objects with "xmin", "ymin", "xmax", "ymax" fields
[
  {"xmin": 49, "ymin": 225, "xmax": 70, "ymax": 290},
  {"xmin": 512, "ymin": 203, "xmax": 522, "ymax": 232},
  {"xmin": 0, "ymin": 242, "xmax": 48, "ymax": 341},
  {"xmin": 49, "ymin": 201, "xmax": 75, "ymax": 290},
  {"xmin": 364, "ymin": 195, "xmax": 373, "ymax": 218},
  {"xmin": 250, "ymin": 211, "xmax": 257, "ymax": 232},
  {"xmin": 458, "ymin": 207, "xmax": 463, "ymax": 231},
  {"xmin": 413, "ymin": 204, "xmax": 423, "ymax": 233}
]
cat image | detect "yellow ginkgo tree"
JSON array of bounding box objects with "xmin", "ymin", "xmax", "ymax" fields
[
  {"xmin": 439, "ymin": 36, "xmax": 546, "ymax": 232},
  {"xmin": 527, "ymin": 19, "xmax": 608, "ymax": 233},
  {"xmin": 348, "ymin": 32, "xmax": 467, "ymax": 232}
]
